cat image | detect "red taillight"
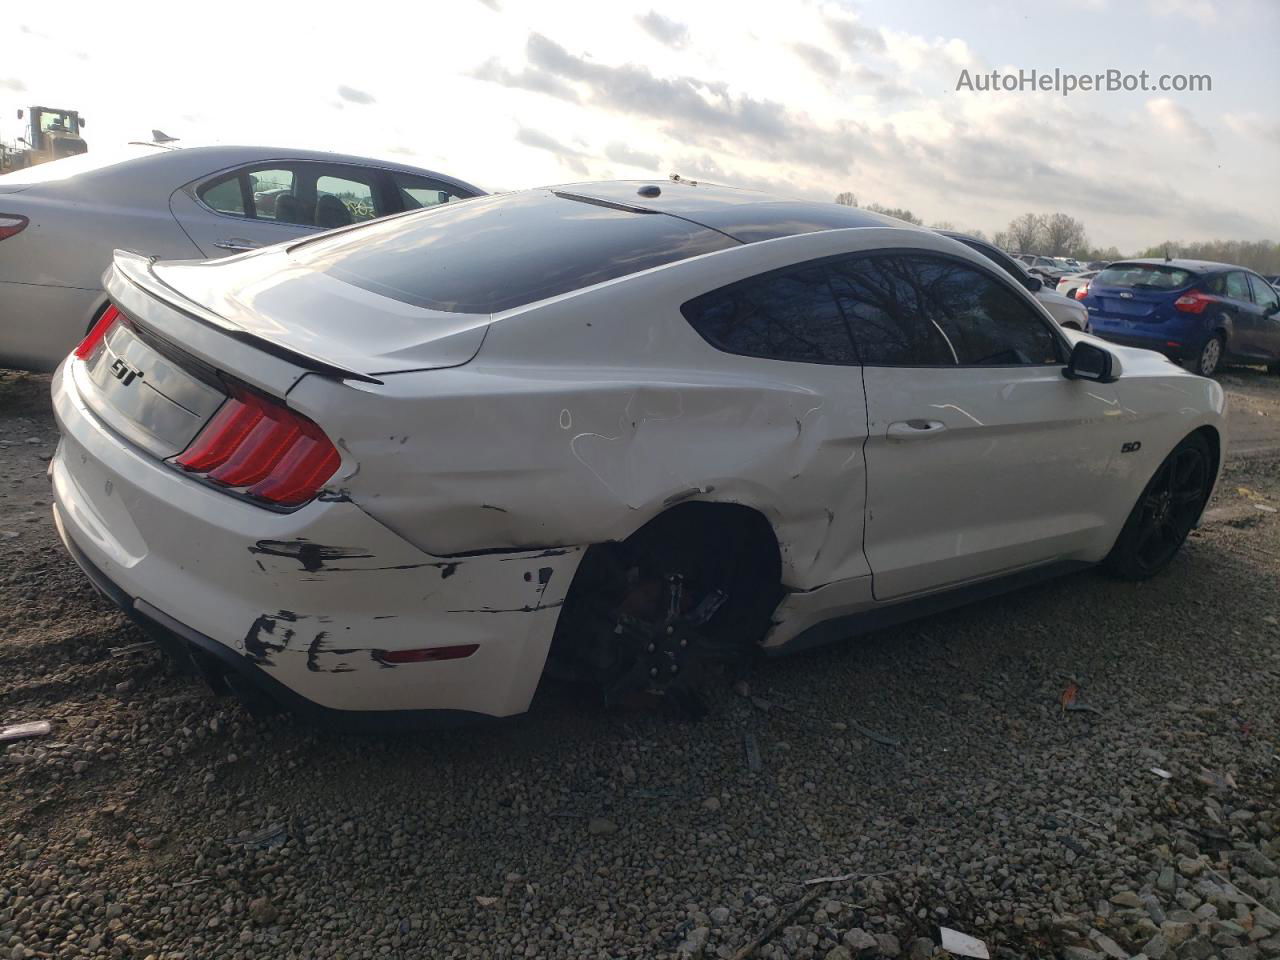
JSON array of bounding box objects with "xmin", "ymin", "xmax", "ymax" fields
[
  {"xmin": 173, "ymin": 387, "xmax": 340, "ymax": 507},
  {"xmin": 376, "ymin": 645, "xmax": 479, "ymax": 665},
  {"xmin": 74, "ymin": 305, "xmax": 122, "ymax": 360},
  {"xmin": 1074, "ymin": 284, "xmax": 1089, "ymax": 300},
  {"xmin": 1174, "ymin": 291, "xmax": 1212, "ymax": 314},
  {"xmin": 0, "ymin": 214, "xmax": 28, "ymax": 242}
]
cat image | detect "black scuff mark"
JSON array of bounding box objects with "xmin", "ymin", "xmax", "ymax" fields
[
  {"xmin": 249, "ymin": 539, "xmax": 373, "ymax": 573},
  {"xmin": 243, "ymin": 610, "xmax": 300, "ymax": 665},
  {"xmin": 494, "ymin": 547, "xmax": 573, "ymax": 561},
  {"xmin": 480, "ymin": 504, "xmax": 509, "ymax": 513},
  {"xmin": 373, "ymin": 615, "xmax": 397, "ymax": 620},
  {"xmin": 809, "ymin": 509, "xmax": 837, "ymax": 568},
  {"xmin": 316, "ymin": 489, "xmax": 353, "ymax": 503},
  {"xmin": 305, "ymin": 631, "xmax": 359, "ymax": 673},
  {"xmin": 533, "ymin": 567, "xmax": 554, "ymax": 611},
  {"xmin": 446, "ymin": 600, "xmax": 564, "ymax": 614},
  {"xmin": 440, "ymin": 563, "xmax": 459, "ymax": 579}
]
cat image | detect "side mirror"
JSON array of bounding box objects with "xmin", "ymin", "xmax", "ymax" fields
[
  {"xmin": 1063, "ymin": 341, "xmax": 1117, "ymax": 383},
  {"xmin": 79, "ymin": 117, "xmax": 87, "ymax": 128},
  {"xmin": 16, "ymin": 109, "xmax": 23, "ymax": 120},
  {"xmin": 1024, "ymin": 275, "xmax": 1043, "ymax": 293}
]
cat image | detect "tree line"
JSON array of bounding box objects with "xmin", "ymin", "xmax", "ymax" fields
[{"xmin": 834, "ymin": 194, "xmax": 1280, "ymax": 274}]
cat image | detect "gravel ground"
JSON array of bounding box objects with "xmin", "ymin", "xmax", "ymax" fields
[{"xmin": 2, "ymin": 366, "xmax": 1280, "ymax": 960}]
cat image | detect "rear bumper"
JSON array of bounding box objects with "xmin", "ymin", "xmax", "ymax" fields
[
  {"xmin": 1090, "ymin": 326, "xmax": 1200, "ymax": 361},
  {"xmin": 49, "ymin": 359, "xmax": 584, "ymax": 723}
]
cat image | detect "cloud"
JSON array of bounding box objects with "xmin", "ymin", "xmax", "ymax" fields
[
  {"xmin": 635, "ymin": 11, "xmax": 689, "ymax": 49},
  {"xmin": 1148, "ymin": 0, "xmax": 1216, "ymax": 25},
  {"xmin": 605, "ymin": 142, "xmax": 661, "ymax": 170},
  {"xmin": 520, "ymin": 33, "xmax": 868, "ymax": 174},
  {"xmin": 470, "ymin": 58, "xmax": 580, "ymax": 102},
  {"xmin": 790, "ymin": 43, "xmax": 840, "ymax": 81},
  {"xmin": 1224, "ymin": 112, "xmax": 1280, "ymax": 147},
  {"xmin": 0, "ymin": 78, "xmax": 25, "ymax": 92},
  {"xmin": 515, "ymin": 127, "xmax": 590, "ymax": 176},
  {"xmin": 336, "ymin": 85, "xmax": 376, "ymax": 105},
  {"xmin": 825, "ymin": 13, "xmax": 885, "ymax": 55},
  {"xmin": 1146, "ymin": 98, "xmax": 1211, "ymax": 148}
]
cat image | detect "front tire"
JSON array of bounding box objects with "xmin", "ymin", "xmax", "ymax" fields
[
  {"xmin": 1103, "ymin": 433, "xmax": 1212, "ymax": 580},
  {"xmin": 1187, "ymin": 332, "xmax": 1224, "ymax": 377}
]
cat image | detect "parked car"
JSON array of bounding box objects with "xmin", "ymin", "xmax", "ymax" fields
[
  {"xmin": 0, "ymin": 144, "xmax": 483, "ymax": 371},
  {"xmin": 1082, "ymin": 259, "xmax": 1280, "ymax": 377},
  {"xmin": 1025, "ymin": 256, "xmax": 1069, "ymax": 287},
  {"xmin": 1057, "ymin": 270, "xmax": 1099, "ymax": 301},
  {"xmin": 938, "ymin": 232, "xmax": 1090, "ymax": 331},
  {"xmin": 49, "ymin": 181, "xmax": 1226, "ymax": 725}
]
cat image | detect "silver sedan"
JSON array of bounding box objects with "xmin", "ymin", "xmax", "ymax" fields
[{"xmin": 0, "ymin": 144, "xmax": 483, "ymax": 371}]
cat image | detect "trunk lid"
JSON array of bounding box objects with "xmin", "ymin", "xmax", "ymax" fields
[
  {"xmin": 149, "ymin": 247, "xmax": 492, "ymax": 377},
  {"xmin": 1088, "ymin": 285, "xmax": 1177, "ymax": 322}
]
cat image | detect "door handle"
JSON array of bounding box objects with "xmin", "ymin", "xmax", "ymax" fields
[
  {"xmin": 212, "ymin": 238, "xmax": 262, "ymax": 252},
  {"xmin": 887, "ymin": 419, "xmax": 946, "ymax": 439}
]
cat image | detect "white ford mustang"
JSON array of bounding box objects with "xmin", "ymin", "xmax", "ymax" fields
[{"xmin": 50, "ymin": 181, "xmax": 1226, "ymax": 726}]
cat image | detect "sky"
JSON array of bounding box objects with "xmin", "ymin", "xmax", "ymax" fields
[{"xmin": 2, "ymin": 0, "xmax": 1277, "ymax": 252}]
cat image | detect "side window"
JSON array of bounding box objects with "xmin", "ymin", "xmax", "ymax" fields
[
  {"xmin": 315, "ymin": 172, "xmax": 382, "ymax": 227},
  {"xmin": 828, "ymin": 257, "xmax": 956, "ymax": 365},
  {"xmin": 391, "ymin": 172, "xmax": 470, "ymax": 211},
  {"xmin": 248, "ymin": 168, "xmax": 299, "ymax": 222},
  {"xmin": 1249, "ymin": 273, "xmax": 1280, "ymax": 312},
  {"xmin": 682, "ymin": 265, "xmax": 858, "ymax": 365},
  {"xmin": 199, "ymin": 176, "xmax": 245, "ymax": 216},
  {"xmin": 1225, "ymin": 271, "xmax": 1251, "ymax": 301},
  {"xmin": 197, "ymin": 166, "xmax": 301, "ymax": 223},
  {"xmin": 832, "ymin": 254, "xmax": 1061, "ymax": 366}
]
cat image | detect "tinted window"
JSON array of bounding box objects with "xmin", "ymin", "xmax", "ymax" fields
[
  {"xmin": 682, "ymin": 266, "xmax": 857, "ymax": 365},
  {"xmin": 300, "ymin": 190, "xmax": 740, "ymax": 314},
  {"xmin": 1225, "ymin": 271, "xmax": 1251, "ymax": 301},
  {"xmin": 1095, "ymin": 263, "xmax": 1194, "ymax": 290},
  {"xmin": 247, "ymin": 168, "xmax": 298, "ymax": 222},
  {"xmin": 391, "ymin": 172, "xmax": 472, "ymax": 210},
  {"xmin": 200, "ymin": 176, "xmax": 244, "ymax": 216},
  {"xmin": 1249, "ymin": 273, "xmax": 1280, "ymax": 312},
  {"xmin": 315, "ymin": 172, "xmax": 380, "ymax": 226},
  {"xmin": 831, "ymin": 254, "xmax": 1061, "ymax": 366},
  {"xmin": 828, "ymin": 257, "xmax": 955, "ymax": 365}
]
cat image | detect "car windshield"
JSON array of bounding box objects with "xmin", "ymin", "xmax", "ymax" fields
[
  {"xmin": 1095, "ymin": 263, "xmax": 1195, "ymax": 290},
  {"xmin": 295, "ymin": 189, "xmax": 741, "ymax": 314}
]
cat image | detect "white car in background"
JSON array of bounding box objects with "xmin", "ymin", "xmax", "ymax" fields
[
  {"xmin": 940, "ymin": 232, "xmax": 1092, "ymax": 331},
  {"xmin": 1058, "ymin": 270, "xmax": 1100, "ymax": 301},
  {"xmin": 51, "ymin": 181, "xmax": 1225, "ymax": 726},
  {"xmin": 0, "ymin": 144, "xmax": 483, "ymax": 371}
]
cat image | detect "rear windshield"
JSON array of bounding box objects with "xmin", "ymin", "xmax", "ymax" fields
[
  {"xmin": 1095, "ymin": 263, "xmax": 1195, "ymax": 290},
  {"xmin": 293, "ymin": 189, "xmax": 740, "ymax": 314}
]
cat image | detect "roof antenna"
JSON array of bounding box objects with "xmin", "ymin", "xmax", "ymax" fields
[
  {"xmin": 668, "ymin": 172, "xmax": 699, "ymax": 186},
  {"xmin": 1164, "ymin": 244, "xmax": 1171, "ymax": 262}
]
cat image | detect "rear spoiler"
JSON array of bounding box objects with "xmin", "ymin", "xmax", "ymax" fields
[{"xmin": 109, "ymin": 249, "xmax": 383, "ymax": 385}]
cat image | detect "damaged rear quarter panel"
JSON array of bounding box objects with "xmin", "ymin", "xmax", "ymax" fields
[{"xmin": 284, "ymin": 230, "xmax": 909, "ymax": 592}]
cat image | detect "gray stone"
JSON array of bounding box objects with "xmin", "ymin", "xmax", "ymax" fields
[
  {"xmin": 1180, "ymin": 857, "xmax": 1206, "ymax": 878},
  {"xmin": 875, "ymin": 933, "xmax": 902, "ymax": 958},
  {"xmin": 709, "ymin": 907, "xmax": 730, "ymax": 927},
  {"xmin": 825, "ymin": 949, "xmax": 853, "ymax": 960},
  {"xmin": 587, "ymin": 818, "xmax": 617, "ymax": 836},
  {"xmin": 1161, "ymin": 920, "xmax": 1195, "ymax": 946},
  {"xmin": 1112, "ymin": 891, "xmax": 1144, "ymax": 909},
  {"xmin": 1222, "ymin": 948, "xmax": 1260, "ymax": 960},
  {"xmin": 1089, "ymin": 932, "xmax": 1128, "ymax": 959},
  {"xmin": 1143, "ymin": 933, "xmax": 1170, "ymax": 960},
  {"xmin": 1180, "ymin": 934, "xmax": 1215, "ymax": 960},
  {"xmin": 841, "ymin": 928, "xmax": 877, "ymax": 956},
  {"xmin": 1158, "ymin": 866, "xmax": 1178, "ymax": 894},
  {"xmin": 908, "ymin": 936, "xmax": 935, "ymax": 960},
  {"xmin": 1061, "ymin": 948, "xmax": 1104, "ymax": 960},
  {"xmin": 1241, "ymin": 852, "xmax": 1279, "ymax": 879}
]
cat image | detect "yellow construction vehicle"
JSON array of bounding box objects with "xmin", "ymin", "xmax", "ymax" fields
[{"xmin": 3, "ymin": 106, "xmax": 89, "ymax": 171}]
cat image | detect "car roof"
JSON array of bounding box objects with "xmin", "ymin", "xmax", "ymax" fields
[
  {"xmin": 552, "ymin": 180, "xmax": 913, "ymax": 243},
  {"xmin": 1, "ymin": 143, "xmax": 485, "ymax": 197},
  {"xmin": 1108, "ymin": 258, "xmax": 1242, "ymax": 272}
]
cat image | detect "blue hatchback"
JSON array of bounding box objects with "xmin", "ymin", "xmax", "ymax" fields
[{"xmin": 1082, "ymin": 258, "xmax": 1280, "ymax": 377}]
